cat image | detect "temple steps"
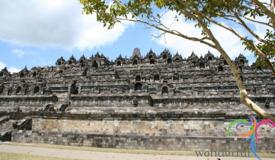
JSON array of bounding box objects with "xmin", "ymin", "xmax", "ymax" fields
[
  {"xmin": 0, "ymin": 131, "xmax": 11, "ymax": 141},
  {"xmin": 0, "ymin": 119, "xmax": 13, "ymax": 141},
  {"xmin": 0, "ymin": 115, "xmax": 9, "ymax": 125}
]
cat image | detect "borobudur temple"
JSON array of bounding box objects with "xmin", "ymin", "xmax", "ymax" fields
[{"xmin": 0, "ymin": 48, "xmax": 275, "ymax": 152}]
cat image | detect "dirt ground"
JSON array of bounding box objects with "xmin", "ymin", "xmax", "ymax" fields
[{"xmin": 0, "ymin": 143, "xmax": 274, "ymax": 160}]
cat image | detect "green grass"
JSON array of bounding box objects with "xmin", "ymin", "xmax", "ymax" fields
[{"xmin": 0, "ymin": 152, "xmax": 78, "ymax": 160}]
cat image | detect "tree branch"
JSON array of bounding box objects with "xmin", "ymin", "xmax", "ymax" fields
[
  {"xmin": 117, "ymin": 17, "xmax": 216, "ymax": 48},
  {"xmin": 192, "ymin": 10, "xmax": 275, "ymax": 121},
  {"xmin": 243, "ymin": 16, "xmax": 274, "ymax": 28},
  {"xmin": 235, "ymin": 13, "xmax": 267, "ymax": 43},
  {"xmin": 202, "ymin": 13, "xmax": 275, "ymax": 76},
  {"xmin": 253, "ymin": 0, "xmax": 275, "ymax": 27}
]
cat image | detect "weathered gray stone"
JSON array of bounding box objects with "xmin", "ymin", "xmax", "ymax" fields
[{"xmin": 0, "ymin": 48, "xmax": 274, "ymax": 151}]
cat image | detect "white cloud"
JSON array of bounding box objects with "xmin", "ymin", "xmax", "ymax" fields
[
  {"xmin": 11, "ymin": 49, "xmax": 27, "ymax": 58},
  {"xmin": 0, "ymin": 61, "xmax": 20, "ymax": 73},
  {"xmin": 0, "ymin": 0, "xmax": 130, "ymax": 50},
  {"xmin": 153, "ymin": 11, "xmax": 266, "ymax": 59},
  {"xmin": 0, "ymin": 62, "xmax": 5, "ymax": 70},
  {"xmin": 9, "ymin": 67, "xmax": 21, "ymax": 73}
]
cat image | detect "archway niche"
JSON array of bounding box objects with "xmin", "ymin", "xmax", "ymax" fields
[
  {"xmin": 82, "ymin": 68, "xmax": 88, "ymax": 76},
  {"xmin": 71, "ymin": 81, "xmax": 79, "ymax": 94},
  {"xmin": 150, "ymin": 59, "xmax": 155, "ymax": 64},
  {"xmin": 116, "ymin": 61, "xmax": 121, "ymax": 66},
  {"xmin": 162, "ymin": 54, "xmax": 167, "ymax": 59},
  {"xmin": 218, "ymin": 66, "xmax": 223, "ymax": 72},
  {"xmin": 135, "ymin": 75, "xmax": 141, "ymax": 81},
  {"xmin": 92, "ymin": 61, "xmax": 98, "ymax": 69},
  {"xmin": 223, "ymin": 60, "xmax": 228, "ymax": 65},
  {"xmin": 79, "ymin": 59, "xmax": 84, "ymax": 64},
  {"xmin": 265, "ymin": 99, "xmax": 270, "ymax": 109},
  {"xmin": 32, "ymin": 72, "xmax": 37, "ymax": 77},
  {"xmin": 133, "ymin": 97, "xmax": 138, "ymax": 107},
  {"xmin": 167, "ymin": 58, "xmax": 172, "ymax": 64},
  {"xmin": 19, "ymin": 72, "xmax": 24, "ymax": 78},
  {"xmin": 7, "ymin": 88, "xmax": 12, "ymax": 95},
  {"xmin": 161, "ymin": 86, "xmax": 169, "ymax": 95},
  {"xmin": 154, "ymin": 74, "xmax": 159, "ymax": 81},
  {"xmin": 173, "ymin": 74, "xmax": 179, "ymax": 80},
  {"xmin": 80, "ymin": 61, "xmax": 86, "ymax": 67},
  {"xmin": 33, "ymin": 86, "xmax": 39, "ymax": 94},
  {"xmin": 134, "ymin": 83, "xmax": 142, "ymax": 91},
  {"xmin": 0, "ymin": 86, "xmax": 4, "ymax": 94},
  {"xmin": 16, "ymin": 86, "xmax": 21, "ymax": 94},
  {"xmin": 239, "ymin": 59, "xmax": 245, "ymax": 65},
  {"xmin": 199, "ymin": 62, "xmax": 205, "ymax": 68},
  {"xmin": 114, "ymin": 71, "xmax": 120, "ymax": 79},
  {"xmin": 132, "ymin": 59, "xmax": 138, "ymax": 65}
]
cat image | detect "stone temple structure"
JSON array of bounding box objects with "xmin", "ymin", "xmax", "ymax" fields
[{"xmin": 0, "ymin": 48, "xmax": 275, "ymax": 152}]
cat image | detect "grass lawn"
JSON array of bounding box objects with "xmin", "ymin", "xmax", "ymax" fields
[{"xmin": 0, "ymin": 152, "xmax": 78, "ymax": 160}]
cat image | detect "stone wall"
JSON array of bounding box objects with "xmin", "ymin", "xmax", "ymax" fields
[
  {"xmin": 12, "ymin": 116, "xmax": 275, "ymax": 152},
  {"xmin": 32, "ymin": 118, "xmax": 228, "ymax": 137},
  {"xmin": 13, "ymin": 130, "xmax": 255, "ymax": 151}
]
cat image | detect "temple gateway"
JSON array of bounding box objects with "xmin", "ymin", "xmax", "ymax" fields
[{"xmin": 0, "ymin": 48, "xmax": 274, "ymax": 152}]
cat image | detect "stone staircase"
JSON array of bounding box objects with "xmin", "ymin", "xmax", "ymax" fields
[
  {"xmin": 0, "ymin": 116, "xmax": 12, "ymax": 141},
  {"xmin": 55, "ymin": 93, "xmax": 70, "ymax": 112},
  {"xmin": 0, "ymin": 115, "xmax": 9, "ymax": 124},
  {"xmin": 13, "ymin": 117, "xmax": 32, "ymax": 130},
  {"xmin": 0, "ymin": 116, "xmax": 32, "ymax": 142}
]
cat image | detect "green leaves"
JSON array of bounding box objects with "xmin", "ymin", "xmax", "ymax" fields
[
  {"xmin": 80, "ymin": 0, "xmax": 274, "ymax": 68},
  {"xmin": 155, "ymin": 0, "xmax": 165, "ymax": 8},
  {"xmin": 252, "ymin": 29, "xmax": 275, "ymax": 68},
  {"xmin": 80, "ymin": 0, "xmax": 252, "ymax": 27}
]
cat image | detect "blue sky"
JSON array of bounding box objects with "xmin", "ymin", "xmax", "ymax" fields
[
  {"xmin": 0, "ymin": 0, "xmax": 265, "ymax": 73},
  {"xmin": 0, "ymin": 22, "xmax": 164, "ymax": 71}
]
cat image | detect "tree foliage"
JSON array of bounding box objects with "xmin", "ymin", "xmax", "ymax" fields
[
  {"xmin": 80, "ymin": 0, "xmax": 275, "ymax": 120},
  {"xmin": 81, "ymin": 0, "xmax": 274, "ymax": 69}
]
